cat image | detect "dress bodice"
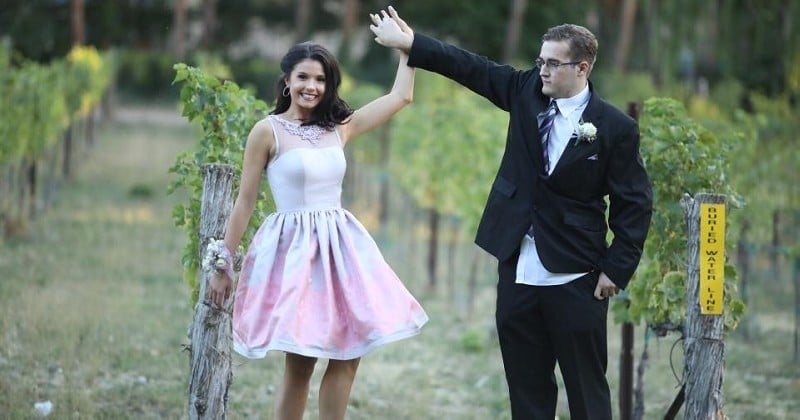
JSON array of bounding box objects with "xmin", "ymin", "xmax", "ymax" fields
[{"xmin": 266, "ymin": 115, "xmax": 346, "ymax": 212}]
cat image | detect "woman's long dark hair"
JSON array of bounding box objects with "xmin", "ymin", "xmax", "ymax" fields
[{"xmin": 272, "ymin": 42, "xmax": 353, "ymax": 129}]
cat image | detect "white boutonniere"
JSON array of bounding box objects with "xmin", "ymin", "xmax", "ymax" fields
[{"xmin": 573, "ymin": 120, "xmax": 597, "ymax": 146}]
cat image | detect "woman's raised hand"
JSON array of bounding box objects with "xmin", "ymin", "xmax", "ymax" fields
[{"xmin": 370, "ymin": 6, "xmax": 413, "ymax": 52}]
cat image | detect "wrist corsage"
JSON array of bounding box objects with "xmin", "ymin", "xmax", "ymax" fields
[
  {"xmin": 202, "ymin": 238, "xmax": 235, "ymax": 281},
  {"xmin": 572, "ymin": 120, "xmax": 597, "ymax": 146}
]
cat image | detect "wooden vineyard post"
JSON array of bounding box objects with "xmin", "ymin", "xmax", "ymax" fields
[
  {"xmin": 618, "ymin": 101, "xmax": 639, "ymax": 420},
  {"xmin": 187, "ymin": 164, "xmax": 236, "ymax": 419},
  {"xmin": 681, "ymin": 193, "xmax": 727, "ymax": 419}
]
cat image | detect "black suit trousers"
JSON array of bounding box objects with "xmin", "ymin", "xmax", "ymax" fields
[{"xmin": 496, "ymin": 251, "xmax": 611, "ymax": 420}]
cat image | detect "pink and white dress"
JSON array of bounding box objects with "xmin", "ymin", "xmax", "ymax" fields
[{"xmin": 232, "ymin": 114, "xmax": 428, "ymax": 360}]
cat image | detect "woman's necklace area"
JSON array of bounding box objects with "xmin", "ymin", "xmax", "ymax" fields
[{"xmin": 273, "ymin": 115, "xmax": 328, "ymax": 145}]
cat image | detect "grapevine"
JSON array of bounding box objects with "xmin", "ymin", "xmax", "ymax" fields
[{"xmin": 169, "ymin": 64, "xmax": 273, "ymax": 304}]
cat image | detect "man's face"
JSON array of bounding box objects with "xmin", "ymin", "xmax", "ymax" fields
[{"xmin": 538, "ymin": 40, "xmax": 584, "ymax": 99}]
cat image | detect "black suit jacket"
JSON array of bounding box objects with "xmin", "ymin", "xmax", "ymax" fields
[{"xmin": 407, "ymin": 33, "xmax": 653, "ymax": 289}]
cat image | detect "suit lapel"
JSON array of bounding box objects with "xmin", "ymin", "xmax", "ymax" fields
[{"xmin": 550, "ymin": 82, "xmax": 604, "ymax": 176}]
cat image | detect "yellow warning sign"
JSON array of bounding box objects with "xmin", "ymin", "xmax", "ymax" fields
[{"xmin": 699, "ymin": 203, "xmax": 725, "ymax": 314}]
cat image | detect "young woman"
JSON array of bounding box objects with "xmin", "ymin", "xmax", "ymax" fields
[{"xmin": 205, "ymin": 9, "xmax": 427, "ymax": 420}]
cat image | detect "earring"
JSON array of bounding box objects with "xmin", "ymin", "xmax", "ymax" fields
[{"xmin": 282, "ymin": 86, "xmax": 290, "ymax": 97}]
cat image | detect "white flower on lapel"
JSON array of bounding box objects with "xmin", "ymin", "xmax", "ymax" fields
[{"xmin": 573, "ymin": 120, "xmax": 597, "ymax": 145}]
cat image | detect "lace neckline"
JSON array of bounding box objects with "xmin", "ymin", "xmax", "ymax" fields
[{"xmin": 271, "ymin": 115, "xmax": 329, "ymax": 145}]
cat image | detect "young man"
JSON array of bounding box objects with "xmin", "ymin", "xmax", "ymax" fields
[{"xmin": 374, "ymin": 7, "xmax": 653, "ymax": 419}]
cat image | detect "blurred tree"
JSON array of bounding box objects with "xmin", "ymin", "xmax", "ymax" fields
[
  {"xmin": 719, "ymin": 0, "xmax": 797, "ymax": 96},
  {"xmin": 385, "ymin": 0, "xmax": 591, "ymax": 65},
  {"xmin": 341, "ymin": 0, "xmax": 360, "ymax": 45},
  {"xmin": 0, "ymin": 0, "xmax": 797, "ymax": 98},
  {"xmin": 0, "ymin": 0, "xmax": 69, "ymax": 61},
  {"xmin": 339, "ymin": 0, "xmax": 360, "ymax": 62},
  {"xmin": 295, "ymin": 0, "xmax": 312, "ymax": 42},
  {"xmin": 502, "ymin": 0, "xmax": 528, "ymax": 63},
  {"xmin": 612, "ymin": 0, "xmax": 636, "ymax": 72},
  {"xmin": 391, "ymin": 0, "xmax": 511, "ymax": 59},
  {"xmin": 201, "ymin": 0, "xmax": 218, "ymax": 49},
  {"xmin": 172, "ymin": 0, "xmax": 188, "ymax": 59},
  {"xmin": 71, "ymin": 0, "xmax": 85, "ymax": 46}
]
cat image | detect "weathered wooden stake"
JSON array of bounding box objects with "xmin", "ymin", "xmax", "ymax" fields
[
  {"xmin": 426, "ymin": 208, "xmax": 440, "ymax": 293},
  {"xmin": 63, "ymin": 124, "xmax": 73, "ymax": 179},
  {"xmin": 619, "ymin": 320, "xmax": 634, "ymax": 420},
  {"xmin": 619, "ymin": 101, "xmax": 639, "ymax": 420},
  {"xmin": 187, "ymin": 163, "xmax": 236, "ymax": 420},
  {"xmin": 681, "ymin": 193, "xmax": 727, "ymax": 420}
]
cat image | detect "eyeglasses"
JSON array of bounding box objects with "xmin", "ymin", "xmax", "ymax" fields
[{"xmin": 535, "ymin": 58, "xmax": 582, "ymax": 70}]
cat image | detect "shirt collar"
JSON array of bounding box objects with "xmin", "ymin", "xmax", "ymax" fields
[{"xmin": 552, "ymin": 84, "xmax": 591, "ymax": 116}]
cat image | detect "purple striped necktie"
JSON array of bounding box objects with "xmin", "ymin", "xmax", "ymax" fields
[{"xmin": 538, "ymin": 100, "xmax": 559, "ymax": 174}]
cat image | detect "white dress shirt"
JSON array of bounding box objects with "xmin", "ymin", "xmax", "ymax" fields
[{"xmin": 516, "ymin": 85, "xmax": 591, "ymax": 286}]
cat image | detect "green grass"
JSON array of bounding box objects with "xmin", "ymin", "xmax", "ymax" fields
[{"xmin": 1, "ymin": 106, "xmax": 798, "ymax": 419}]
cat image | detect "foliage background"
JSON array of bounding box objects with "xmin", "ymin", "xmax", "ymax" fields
[{"xmin": 1, "ymin": 0, "xmax": 798, "ymax": 418}]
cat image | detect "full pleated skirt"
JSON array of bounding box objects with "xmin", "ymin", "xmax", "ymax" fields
[{"xmin": 232, "ymin": 207, "xmax": 428, "ymax": 360}]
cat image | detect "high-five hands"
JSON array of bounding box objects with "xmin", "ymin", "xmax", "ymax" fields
[{"xmin": 369, "ymin": 6, "xmax": 413, "ymax": 52}]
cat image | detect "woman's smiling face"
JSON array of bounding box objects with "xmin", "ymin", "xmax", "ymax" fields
[{"xmin": 286, "ymin": 58, "xmax": 326, "ymax": 111}]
